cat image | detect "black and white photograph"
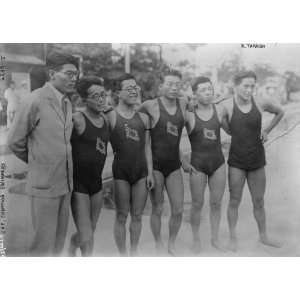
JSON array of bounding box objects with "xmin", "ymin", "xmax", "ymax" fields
[
  {"xmin": 2, "ymin": 2, "xmax": 300, "ymax": 300},
  {"xmin": 1, "ymin": 43, "xmax": 299, "ymax": 257}
]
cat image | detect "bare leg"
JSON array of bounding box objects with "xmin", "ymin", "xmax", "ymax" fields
[
  {"xmin": 69, "ymin": 233, "xmax": 80, "ymax": 257},
  {"xmin": 189, "ymin": 171, "xmax": 207, "ymax": 253},
  {"xmin": 89, "ymin": 190, "xmax": 104, "ymax": 254},
  {"xmin": 227, "ymin": 167, "xmax": 246, "ymax": 251},
  {"xmin": 114, "ymin": 180, "xmax": 130, "ymax": 256},
  {"xmin": 130, "ymin": 178, "xmax": 148, "ymax": 256},
  {"xmin": 165, "ymin": 169, "xmax": 184, "ymax": 256},
  {"xmin": 69, "ymin": 193, "xmax": 82, "ymax": 256},
  {"xmin": 208, "ymin": 164, "xmax": 226, "ymax": 250},
  {"xmin": 150, "ymin": 170, "xmax": 165, "ymax": 252},
  {"xmin": 69, "ymin": 192, "xmax": 93, "ymax": 256},
  {"xmin": 247, "ymin": 168, "xmax": 281, "ymax": 248}
]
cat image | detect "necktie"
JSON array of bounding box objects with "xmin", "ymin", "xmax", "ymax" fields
[{"xmin": 62, "ymin": 95, "xmax": 67, "ymax": 119}]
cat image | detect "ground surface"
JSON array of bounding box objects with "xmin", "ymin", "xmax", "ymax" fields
[{"xmin": 1, "ymin": 103, "xmax": 300, "ymax": 256}]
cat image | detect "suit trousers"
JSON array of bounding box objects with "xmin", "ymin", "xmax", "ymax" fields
[{"xmin": 29, "ymin": 192, "xmax": 71, "ymax": 256}]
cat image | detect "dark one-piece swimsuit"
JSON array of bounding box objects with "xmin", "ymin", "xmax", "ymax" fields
[
  {"xmin": 72, "ymin": 112, "xmax": 109, "ymax": 195},
  {"xmin": 150, "ymin": 97, "xmax": 184, "ymax": 178},
  {"xmin": 110, "ymin": 111, "xmax": 147, "ymax": 185},
  {"xmin": 188, "ymin": 104, "xmax": 225, "ymax": 177},
  {"xmin": 228, "ymin": 97, "xmax": 266, "ymax": 171}
]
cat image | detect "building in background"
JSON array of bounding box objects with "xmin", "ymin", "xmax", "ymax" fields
[{"xmin": 0, "ymin": 43, "xmax": 47, "ymax": 94}]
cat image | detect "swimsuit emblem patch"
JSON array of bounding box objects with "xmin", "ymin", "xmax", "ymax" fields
[
  {"xmin": 167, "ymin": 121, "xmax": 178, "ymax": 137},
  {"xmin": 125, "ymin": 124, "xmax": 140, "ymax": 141},
  {"xmin": 96, "ymin": 137, "xmax": 106, "ymax": 155},
  {"xmin": 204, "ymin": 128, "xmax": 217, "ymax": 140}
]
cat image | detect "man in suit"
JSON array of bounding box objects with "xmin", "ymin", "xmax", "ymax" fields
[{"xmin": 8, "ymin": 51, "xmax": 79, "ymax": 256}]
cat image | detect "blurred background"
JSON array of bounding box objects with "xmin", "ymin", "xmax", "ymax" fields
[
  {"xmin": 2, "ymin": 43, "xmax": 300, "ymax": 256},
  {"xmin": 1, "ymin": 43, "xmax": 300, "ymax": 119}
]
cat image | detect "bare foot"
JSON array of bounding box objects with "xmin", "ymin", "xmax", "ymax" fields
[
  {"xmin": 191, "ymin": 240, "xmax": 201, "ymax": 254},
  {"xmin": 211, "ymin": 239, "xmax": 226, "ymax": 252},
  {"xmin": 119, "ymin": 250, "xmax": 128, "ymax": 257},
  {"xmin": 68, "ymin": 235, "xmax": 77, "ymax": 257},
  {"xmin": 259, "ymin": 236, "xmax": 282, "ymax": 248},
  {"xmin": 168, "ymin": 243, "xmax": 177, "ymax": 257},
  {"xmin": 130, "ymin": 249, "xmax": 139, "ymax": 257},
  {"xmin": 228, "ymin": 237, "xmax": 238, "ymax": 252},
  {"xmin": 155, "ymin": 241, "xmax": 166, "ymax": 256}
]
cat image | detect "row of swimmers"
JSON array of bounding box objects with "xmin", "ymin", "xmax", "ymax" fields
[{"xmin": 69, "ymin": 69, "xmax": 284, "ymax": 256}]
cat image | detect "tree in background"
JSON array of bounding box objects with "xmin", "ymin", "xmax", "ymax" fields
[
  {"xmin": 284, "ymin": 71, "xmax": 300, "ymax": 103},
  {"xmin": 253, "ymin": 63, "xmax": 277, "ymax": 82},
  {"xmin": 218, "ymin": 53, "xmax": 245, "ymax": 83},
  {"xmin": 47, "ymin": 43, "xmax": 169, "ymax": 100},
  {"xmin": 47, "ymin": 43, "xmax": 122, "ymax": 78}
]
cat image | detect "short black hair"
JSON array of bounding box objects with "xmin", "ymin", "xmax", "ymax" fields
[
  {"xmin": 46, "ymin": 51, "xmax": 79, "ymax": 70},
  {"xmin": 233, "ymin": 70, "xmax": 257, "ymax": 86},
  {"xmin": 76, "ymin": 76, "xmax": 103, "ymax": 99},
  {"xmin": 192, "ymin": 76, "xmax": 212, "ymax": 92},
  {"xmin": 160, "ymin": 68, "xmax": 182, "ymax": 83},
  {"xmin": 29, "ymin": 66, "xmax": 48, "ymax": 91},
  {"xmin": 114, "ymin": 73, "xmax": 136, "ymax": 92}
]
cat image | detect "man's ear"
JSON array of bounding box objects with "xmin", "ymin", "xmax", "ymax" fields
[
  {"xmin": 48, "ymin": 69, "xmax": 56, "ymax": 81},
  {"xmin": 158, "ymin": 83, "xmax": 163, "ymax": 93}
]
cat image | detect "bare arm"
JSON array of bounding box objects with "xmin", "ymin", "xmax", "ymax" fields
[
  {"xmin": 142, "ymin": 113, "xmax": 154, "ymax": 190},
  {"xmin": 260, "ymin": 100, "xmax": 285, "ymax": 142},
  {"xmin": 138, "ymin": 100, "xmax": 150, "ymax": 115},
  {"xmin": 216, "ymin": 103, "xmax": 231, "ymax": 135},
  {"xmin": 72, "ymin": 112, "xmax": 85, "ymax": 136},
  {"xmin": 180, "ymin": 112, "xmax": 199, "ymax": 175},
  {"xmin": 103, "ymin": 109, "xmax": 116, "ymax": 131},
  {"xmin": 261, "ymin": 101, "xmax": 284, "ymax": 134}
]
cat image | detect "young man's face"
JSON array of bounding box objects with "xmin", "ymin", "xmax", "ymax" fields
[
  {"xmin": 160, "ymin": 75, "xmax": 182, "ymax": 100},
  {"xmin": 195, "ymin": 81, "xmax": 214, "ymax": 105},
  {"xmin": 50, "ymin": 64, "xmax": 78, "ymax": 94},
  {"xmin": 86, "ymin": 84, "xmax": 106, "ymax": 113},
  {"xmin": 119, "ymin": 79, "xmax": 139, "ymax": 106},
  {"xmin": 235, "ymin": 77, "xmax": 256, "ymax": 101}
]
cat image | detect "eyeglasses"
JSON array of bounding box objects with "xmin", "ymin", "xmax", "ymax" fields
[
  {"xmin": 60, "ymin": 71, "xmax": 79, "ymax": 79},
  {"xmin": 197, "ymin": 87, "xmax": 214, "ymax": 93},
  {"xmin": 165, "ymin": 82, "xmax": 182, "ymax": 89},
  {"xmin": 87, "ymin": 92, "xmax": 107, "ymax": 101},
  {"xmin": 122, "ymin": 86, "xmax": 140, "ymax": 93}
]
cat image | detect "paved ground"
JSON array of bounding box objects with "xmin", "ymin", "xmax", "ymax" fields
[{"xmin": 2, "ymin": 104, "xmax": 300, "ymax": 256}]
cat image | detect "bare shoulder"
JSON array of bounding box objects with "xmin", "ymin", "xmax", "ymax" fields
[
  {"xmin": 138, "ymin": 111, "xmax": 149, "ymax": 120},
  {"xmin": 185, "ymin": 110, "xmax": 194, "ymax": 123},
  {"xmin": 104, "ymin": 108, "xmax": 116, "ymax": 118},
  {"xmin": 256, "ymin": 96, "xmax": 284, "ymax": 115},
  {"xmin": 73, "ymin": 111, "xmax": 83, "ymax": 121},
  {"xmin": 142, "ymin": 99, "xmax": 158, "ymax": 110},
  {"xmin": 179, "ymin": 95, "xmax": 188, "ymax": 107},
  {"xmin": 138, "ymin": 111, "xmax": 150, "ymax": 127},
  {"xmin": 221, "ymin": 97, "xmax": 233, "ymax": 110},
  {"xmin": 72, "ymin": 111, "xmax": 85, "ymax": 129},
  {"xmin": 215, "ymin": 103, "xmax": 225, "ymax": 121},
  {"xmin": 103, "ymin": 108, "xmax": 116, "ymax": 128}
]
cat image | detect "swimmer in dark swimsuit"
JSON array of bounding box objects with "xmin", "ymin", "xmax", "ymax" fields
[
  {"xmin": 140, "ymin": 69, "xmax": 189, "ymax": 255},
  {"xmin": 69, "ymin": 76, "xmax": 109, "ymax": 256},
  {"xmin": 223, "ymin": 71, "xmax": 284, "ymax": 251},
  {"xmin": 183, "ymin": 76, "xmax": 229, "ymax": 253},
  {"xmin": 106, "ymin": 74, "xmax": 154, "ymax": 256}
]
